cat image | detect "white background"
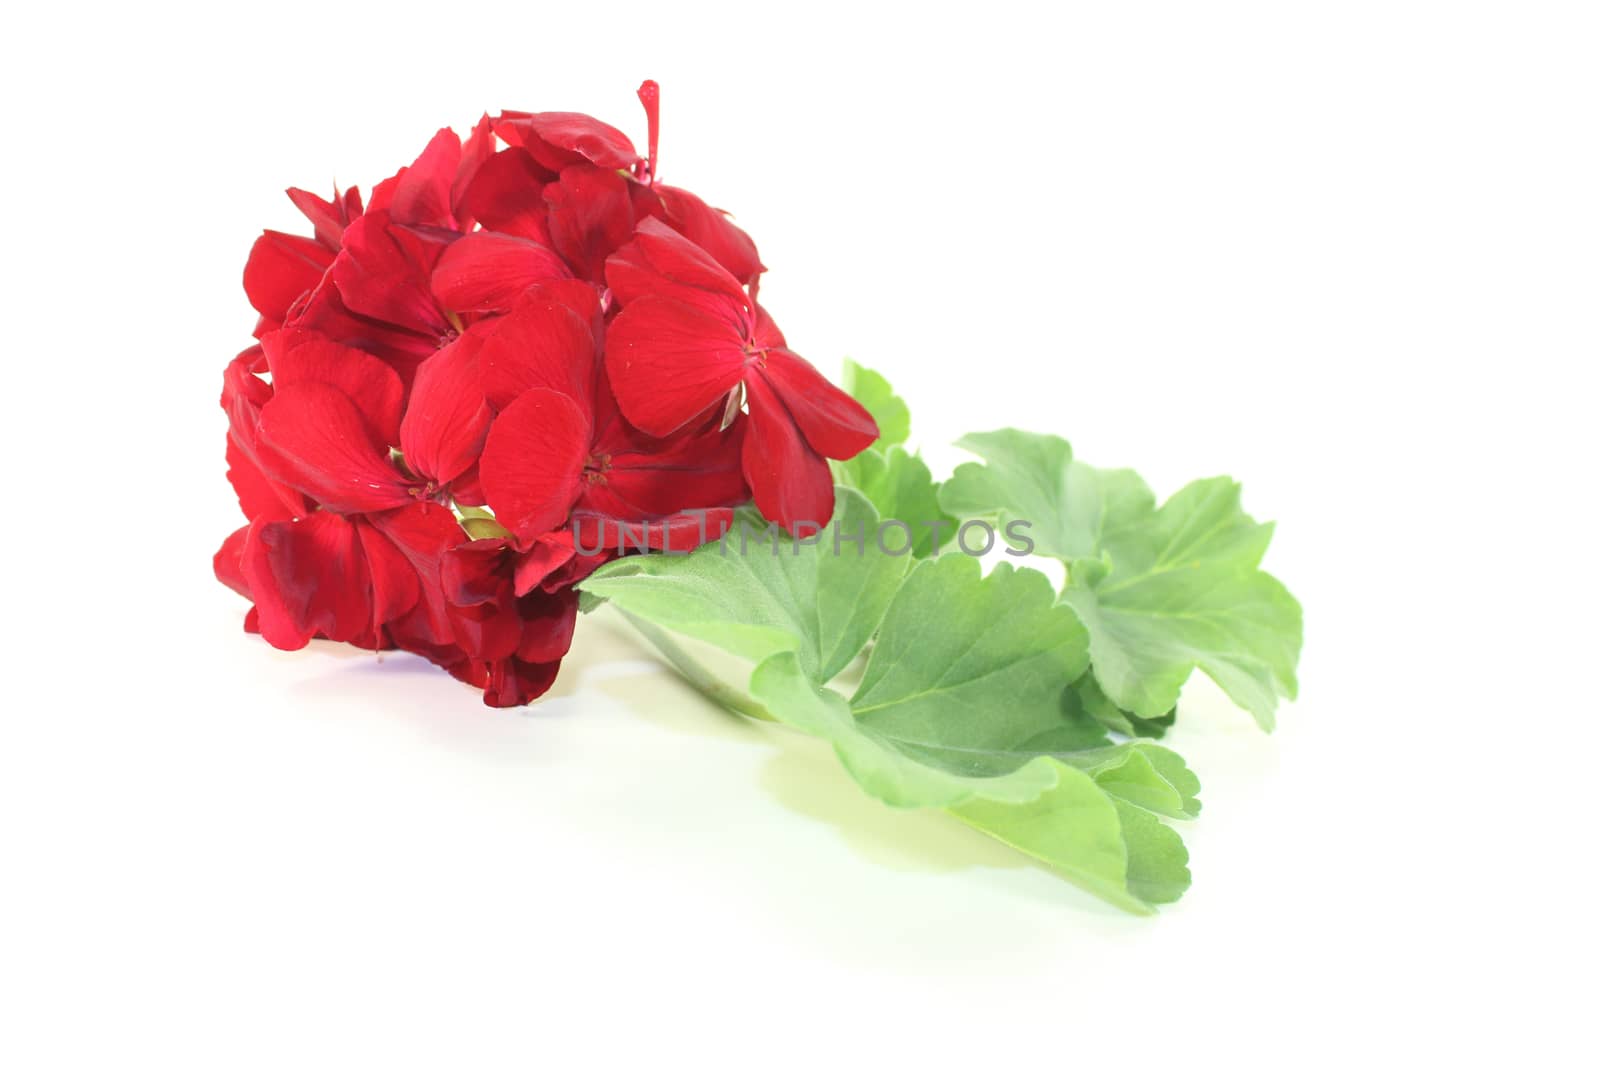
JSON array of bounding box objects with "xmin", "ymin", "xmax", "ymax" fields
[{"xmin": 4, "ymin": 1, "xmax": 1596, "ymax": 1062}]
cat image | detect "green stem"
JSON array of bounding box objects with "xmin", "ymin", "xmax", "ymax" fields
[{"xmin": 615, "ymin": 611, "xmax": 775, "ymax": 721}]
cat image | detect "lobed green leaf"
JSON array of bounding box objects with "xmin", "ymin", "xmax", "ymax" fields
[
  {"xmin": 582, "ymin": 486, "xmax": 1200, "ymax": 912},
  {"xmin": 941, "ymin": 430, "xmax": 1303, "ymax": 730}
]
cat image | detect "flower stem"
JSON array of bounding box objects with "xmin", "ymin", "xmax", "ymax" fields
[{"xmin": 615, "ymin": 610, "xmax": 775, "ymax": 722}]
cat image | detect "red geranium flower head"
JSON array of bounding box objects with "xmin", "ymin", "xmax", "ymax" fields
[{"xmin": 218, "ymin": 81, "xmax": 878, "ymax": 705}]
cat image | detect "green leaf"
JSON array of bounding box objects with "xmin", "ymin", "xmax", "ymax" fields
[
  {"xmin": 841, "ymin": 359, "xmax": 910, "ymax": 448},
  {"xmin": 941, "ymin": 430, "xmax": 1303, "ymax": 730},
  {"xmin": 1062, "ymin": 742, "xmax": 1201, "ymax": 818},
  {"xmin": 582, "ymin": 513, "xmax": 1199, "ymax": 913},
  {"xmin": 834, "ymin": 362, "xmax": 953, "ymax": 556},
  {"xmin": 1107, "ymin": 800, "xmax": 1193, "ymax": 905},
  {"xmin": 579, "ymin": 488, "xmax": 909, "ymax": 683},
  {"xmin": 748, "ymin": 653, "xmax": 1069, "ymax": 808},
  {"xmin": 750, "ymin": 656, "xmax": 1176, "ymax": 912},
  {"xmin": 836, "ymin": 446, "xmax": 954, "ymax": 557},
  {"xmin": 732, "ymin": 554, "xmax": 1098, "ymax": 800},
  {"xmin": 848, "ymin": 556, "xmax": 1093, "ymax": 778},
  {"xmin": 743, "ymin": 555, "xmax": 1194, "ymax": 913},
  {"xmin": 940, "ymin": 431, "xmax": 1159, "ymax": 565},
  {"xmin": 954, "ymin": 790, "xmax": 1191, "ymax": 911},
  {"xmin": 1072, "ymin": 672, "xmax": 1176, "ymax": 739},
  {"xmin": 748, "ymin": 658, "xmax": 1192, "ymax": 915},
  {"xmin": 1062, "ymin": 563, "xmax": 1301, "ymax": 730}
]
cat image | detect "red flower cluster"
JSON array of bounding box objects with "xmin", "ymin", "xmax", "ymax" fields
[{"xmin": 215, "ymin": 83, "xmax": 878, "ymax": 705}]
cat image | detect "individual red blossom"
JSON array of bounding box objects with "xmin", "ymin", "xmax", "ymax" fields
[
  {"xmin": 214, "ymin": 342, "xmax": 576, "ymax": 704},
  {"xmin": 309, "ymin": 210, "xmax": 465, "ymax": 388},
  {"xmin": 384, "ymin": 507, "xmax": 579, "ymax": 707},
  {"xmin": 483, "ymin": 105, "xmax": 657, "ymax": 284},
  {"xmin": 630, "ymin": 81, "xmax": 765, "ymax": 287},
  {"xmin": 251, "ymin": 326, "xmax": 502, "ymax": 514},
  {"xmin": 604, "ymin": 218, "xmax": 877, "ymax": 530},
  {"xmin": 214, "ymin": 340, "xmax": 470, "ymax": 656},
  {"xmin": 276, "ymin": 125, "xmax": 560, "ymax": 389},
  {"xmin": 482, "ymin": 379, "xmax": 745, "ymax": 550},
  {"xmin": 216, "ymin": 506, "xmax": 431, "ymax": 652},
  {"xmin": 470, "ymin": 283, "xmax": 745, "ymax": 547},
  {"xmin": 439, "ymin": 541, "xmax": 580, "ymax": 705},
  {"xmin": 568, "ymin": 386, "xmax": 746, "ymax": 550}
]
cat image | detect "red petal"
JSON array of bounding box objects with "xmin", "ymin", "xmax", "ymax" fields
[
  {"xmin": 657, "ymin": 185, "xmax": 765, "ymax": 286},
  {"xmin": 584, "ymin": 390, "xmax": 748, "ymax": 520},
  {"xmin": 605, "ymin": 216, "xmax": 749, "ymax": 314},
  {"xmin": 438, "ymin": 541, "xmax": 523, "ymax": 662},
  {"xmin": 537, "ymin": 544, "xmax": 611, "ymax": 593},
  {"xmin": 478, "ymin": 288, "xmax": 598, "ymax": 411},
  {"xmin": 355, "ymin": 520, "xmax": 420, "ymax": 627},
  {"xmin": 516, "ymin": 589, "xmax": 579, "ymax": 662},
  {"xmin": 512, "ymin": 530, "xmax": 575, "ymax": 596},
  {"xmin": 222, "ymin": 349, "xmax": 310, "ymax": 520},
  {"xmin": 543, "ymin": 165, "xmax": 636, "ymax": 282},
  {"xmin": 288, "ymin": 279, "xmax": 440, "ymax": 391},
  {"xmin": 384, "ymin": 128, "xmax": 461, "ymax": 229},
  {"xmin": 629, "ymin": 177, "xmax": 665, "ymax": 227},
  {"xmin": 740, "ymin": 371, "xmax": 835, "ymax": 531},
  {"xmin": 369, "ymin": 503, "xmax": 468, "ymax": 649},
  {"xmin": 331, "ymin": 211, "xmax": 453, "ymax": 339},
  {"xmin": 401, "ymin": 332, "xmax": 492, "ymax": 486},
  {"xmin": 751, "ymin": 303, "xmax": 787, "ymax": 349},
  {"xmin": 261, "ymin": 328, "xmax": 406, "ymax": 445},
  {"xmin": 214, "ymin": 525, "xmax": 252, "ymax": 599},
  {"xmin": 532, "ymin": 277, "xmax": 607, "ymax": 346},
  {"xmin": 288, "ymin": 185, "xmax": 362, "ymax": 250},
  {"xmin": 226, "ymin": 436, "xmax": 301, "ymax": 522},
  {"xmin": 495, "ymin": 111, "xmax": 639, "ymax": 171},
  {"xmin": 256, "ymin": 383, "xmax": 414, "ymax": 513},
  {"xmin": 478, "ymin": 388, "xmax": 590, "ymax": 542},
  {"xmin": 452, "ymin": 115, "xmax": 497, "ymax": 226},
  {"xmin": 241, "ymin": 512, "xmax": 372, "ymax": 649},
  {"xmin": 243, "ymin": 231, "xmax": 333, "ymax": 326},
  {"xmin": 454, "ymin": 606, "xmax": 523, "ymax": 664},
  {"xmin": 222, "ymin": 344, "xmax": 272, "ymax": 416},
  {"xmin": 483, "ymin": 658, "xmax": 562, "ymax": 707},
  {"xmin": 449, "ymin": 463, "xmax": 486, "ymax": 507},
  {"xmin": 603, "ymin": 294, "xmax": 745, "ymax": 436},
  {"xmin": 430, "ymin": 232, "xmax": 571, "ymax": 314},
  {"xmin": 456, "ymin": 147, "xmax": 554, "ymax": 238},
  {"xmin": 441, "ymin": 539, "xmax": 511, "ymax": 608},
  {"xmin": 758, "ymin": 350, "xmax": 878, "ymax": 460}
]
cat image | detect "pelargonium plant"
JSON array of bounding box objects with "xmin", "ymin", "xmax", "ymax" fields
[{"xmin": 215, "ymin": 82, "xmax": 1304, "ymax": 912}]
